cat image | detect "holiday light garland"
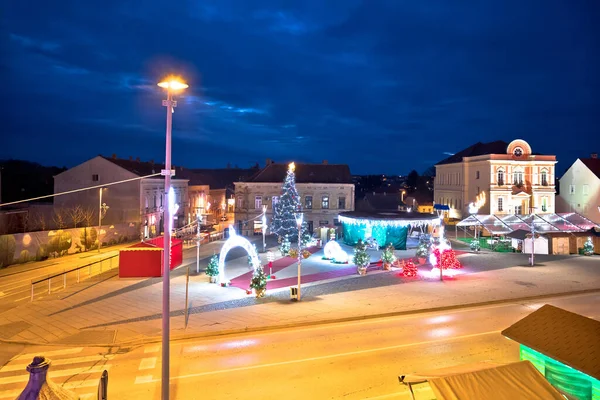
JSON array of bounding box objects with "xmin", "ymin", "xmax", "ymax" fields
[{"xmin": 338, "ymin": 215, "xmax": 440, "ymax": 228}]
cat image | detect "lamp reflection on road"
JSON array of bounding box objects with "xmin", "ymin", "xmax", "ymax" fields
[
  {"xmin": 428, "ymin": 327, "xmax": 454, "ymax": 338},
  {"xmin": 219, "ymin": 339, "xmax": 258, "ymax": 350},
  {"xmin": 425, "ymin": 315, "xmax": 453, "ymax": 325}
]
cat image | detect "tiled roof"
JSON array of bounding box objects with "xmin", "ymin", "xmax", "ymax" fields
[
  {"xmin": 580, "ymin": 158, "xmax": 600, "ymax": 179},
  {"xmin": 248, "ymin": 163, "xmax": 352, "ymax": 184},
  {"xmin": 102, "ymin": 156, "xmax": 164, "ymax": 176},
  {"xmin": 436, "ymin": 140, "xmax": 509, "ymax": 165},
  {"xmin": 501, "ymin": 304, "xmax": 600, "ymax": 380}
]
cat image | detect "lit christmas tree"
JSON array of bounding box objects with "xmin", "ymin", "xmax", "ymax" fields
[
  {"xmin": 205, "ymin": 255, "xmax": 219, "ymax": 277},
  {"xmin": 249, "ymin": 265, "xmax": 268, "ymax": 297},
  {"xmin": 270, "ymin": 162, "xmax": 309, "ymax": 242},
  {"xmin": 583, "ymin": 237, "xmax": 594, "ymax": 256},
  {"xmin": 431, "ymin": 247, "xmax": 463, "ymax": 270},
  {"xmin": 353, "ymin": 239, "xmax": 371, "ymax": 274},
  {"xmin": 401, "ymin": 260, "xmax": 418, "ymax": 277}
]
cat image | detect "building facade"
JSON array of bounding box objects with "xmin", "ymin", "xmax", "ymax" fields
[
  {"xmin": 556, "ymin": 155, "xmax": 600, "ymax": 223},
  {"xmin": 234, "ymin": 161, "xmax": 355, "ymax": 237},
  {"xmin": 434, "ymin": 139, "xmax": 557, "ymax": 219}
]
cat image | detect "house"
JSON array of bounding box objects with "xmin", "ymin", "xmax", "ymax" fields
[
  {"xmin": 234, "ymin": 160, "xmax": 355, "ymax": 236},
  {"xmin": 53, "ymin": 155, "xmax": 189, "ymax": 237},
  {"xmin": 434, "ymin": 139, "xmax": 557, "ymax": 219},
  {"xmin": 555, "ymin": 154, "xmax": 600, "ymax": 223}
]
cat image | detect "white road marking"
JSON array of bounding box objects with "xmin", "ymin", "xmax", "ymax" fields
[
  {"xmin": 0, "ymin": 365, "xmax": 111, "ymax": 385},
  {"xmin": 138, "ymin": 357, "xmax": 157, "ymax": 370},
  {"xmin": 134, "ymin": 375, "xmax": 154, "ymax": 384},
  {"xmin": 144, "ymin": 345, "xmax": 160, "ymax": 354},
  {"xmin": 14, "ymin": 347, "xmax": 84, "ymax": 361},
  {"xmin": 1, "ymin": 354, "xmax": 115, "ymax": 372},
  {"xmin": 139, "ymin": 331, "xmax": 500, "ymax": 384}
]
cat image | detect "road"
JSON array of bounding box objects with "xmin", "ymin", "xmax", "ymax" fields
[{"xmin": 0, "ymin": 292, "xmax": 597, "ymax": 399}]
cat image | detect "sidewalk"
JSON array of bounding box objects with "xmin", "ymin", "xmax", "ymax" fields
[{"xmin": 0, "ymin": 247, "xmax": 598, "ymax": 347}]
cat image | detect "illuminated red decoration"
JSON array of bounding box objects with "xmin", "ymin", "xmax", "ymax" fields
[
  {"xmin": 432, "ymin": 248, "xmax": 462, "ymax": 270},
  {"xmin": 401, "ymin": 260, "xmax": 418, "ymax": 277}
]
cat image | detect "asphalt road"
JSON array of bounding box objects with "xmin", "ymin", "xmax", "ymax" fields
[{"xmin": 1, "ymin": 292, "xmax": 597, "ymax": 399}]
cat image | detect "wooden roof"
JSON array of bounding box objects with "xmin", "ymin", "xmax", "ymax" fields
[{"xmin": 501, "ymin": 304, "xmax": 600, "ymax": 380}]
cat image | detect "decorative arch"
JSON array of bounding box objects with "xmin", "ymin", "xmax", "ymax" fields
[
  {"xmin": 218, "ymin": 226, "xmax": 260, "ymax": 285},
  {"xmin": 506, "ymin": 139, "xmax": 532, "ymax": 157}
]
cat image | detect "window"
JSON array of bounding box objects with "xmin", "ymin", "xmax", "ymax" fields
[
  {"xmin": 497, "ymin": 169, "xmax": 504, "ymax": 186},
  {"xmin": 583, "ymin": 184, "xmax": 589, "ymax": 196},
  {"xmin": 333, "ymin": 218, "xmax": 340, "ymax": 225},
  {"xmin": 237, "ymin": 196, "xmax": 244, "ymax": 209},
  {"xmin": 498, "ymin": 197, "xmax": 503, "ymax": 212},
  {"xmin": 153, "ymin": 195, "xmax": 157, "ymax": 208},
  {"xmin": 476, "ymin": 171, "xmax": 480, "ymax": 179},
  {"xmin": 305, "ymin": 195, "xmax": 313, "ymax": 209},
  {"xmin": 92, "ymin": 174, "xmax": 99, "ymax": 181},
  {"xmin": 541, "ymin": 197, "xmax": 548, "ymax": 212},
  {"xmin": 255, "ymin": 196, "xmax": 262, "ymax": 209},
  {"xmin": 271, "ymin": 196, "xmax": 279, "ymax": 209},
  {"xmin": 321, "ymin": 196, "xmax": 329, "ymax": 209},
  {"xmin": 513, "ymin": 170, "xmax": 523, "ymax": 186},
  {"xmin": 540, "ymin": 170, "xmax": 548, "ymax": 186},
  {"xmin": 569, "ymin": 184, "xmax": 575, "ymax": 194},
  {"xmin": 338, "ymin": 197, "xmax": 346, "ymax": 209},
  {"xmin": 513, "ymin": 147, "xmax": 523, "ymax": 157}
]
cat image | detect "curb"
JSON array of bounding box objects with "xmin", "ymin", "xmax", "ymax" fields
[{"xmin": 2, "ymin": 287, "xmax": 599, "ymax": 349}]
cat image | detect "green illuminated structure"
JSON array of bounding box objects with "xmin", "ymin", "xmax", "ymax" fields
[{"xmin": 502, "ymin": 304, "xmax": 600, "ymax": 400}]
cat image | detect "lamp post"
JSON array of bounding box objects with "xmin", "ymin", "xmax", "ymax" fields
[
  {"xmin": 295, "ymin": 212, "xmax": 304, "ymax": 301},
  {"xmin": 196, "ymin": 214, "xmax": 201, "ymax": 274},
  {"xmin": 98, "ymin": 188, "xmax": 108, "ymax": 253},
  {"xmin": 262, "ymin": 205, "xmax": 267, "ymax": 253},
  {"xmin": 530, "ymin": 207, "xmax": 537, "ymax": 267},
  {"xmin": 157, "ymin": 77, "xmax": 188, "ymax": 400}
]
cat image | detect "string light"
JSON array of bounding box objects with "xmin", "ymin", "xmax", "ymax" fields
[{"xmin": 338, "ymin": 215, "xmax": 440, "ymax": 228}]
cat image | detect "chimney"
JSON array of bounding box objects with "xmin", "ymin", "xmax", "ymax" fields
[
  {"xmin": 136, "ymin": 157, "xmax": 140, "ymax": 162},
  {"xmin": 265, "ymin": 158, "xmax": 272, "ymax": 167},
  {"xmin": 111, "ymin": 154, "xmax": 117, "ymax": 159},
  {"xmin": 322, "ymin": 160, "xmax": 328, "ymax": 165},
  {"xmin": 592, "ymin": 153, "xmax": 598, "ymax": 159}
]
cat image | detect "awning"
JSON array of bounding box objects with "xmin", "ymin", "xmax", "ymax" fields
[
  {"xmin": 457, "ymin": 212, "xmax": 600, "ymax": 234},
  {"xmin": 400, "ymin": 361, "xmax": 563, "ymax": 400}
]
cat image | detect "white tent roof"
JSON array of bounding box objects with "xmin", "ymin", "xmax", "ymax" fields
[
  {"xmin": 456, "ymin": 212, "xmax": 599, "ymax": 234},
  {"xmin": 401, "ymin": 361, "xmax": 564, "ymax": 400}
]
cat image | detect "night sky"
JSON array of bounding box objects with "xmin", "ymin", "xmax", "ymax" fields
[{"xmin": 2, "ymin": 1, "xmax": 599, "ymax": 175}]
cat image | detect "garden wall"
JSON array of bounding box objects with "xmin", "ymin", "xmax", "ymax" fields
[{"xmin": 0, "ymin": 223, "xmax": 140, "ymax": 268}]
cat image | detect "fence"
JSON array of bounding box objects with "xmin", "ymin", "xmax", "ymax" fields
[{"xmin": 30, "ymin": 254, "xmax": 119, "ymax": 301}]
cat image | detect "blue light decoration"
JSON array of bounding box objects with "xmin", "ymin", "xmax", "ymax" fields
[{"xmin": 339, "ymin": 213, "xmax": 439, "ymax": 250}]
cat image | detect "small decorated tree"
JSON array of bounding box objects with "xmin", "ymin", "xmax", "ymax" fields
[
  {"xmin": 416, "ymin": 241, "xmax": 430, "ymax": 263},
  {"xmin": 470, "ymin": 239, "xmax": 481, "ymax": 252},
  {"xmin": 401, "ymin": 260, "xmax": 418, "ymax": 278},
  {"xmin": 206, "ymin": 255, "xmax": 219, "ymax": 283},
  {"xmin": 381, "ymin": 244, "xmax": 396, "ymax": 270},
  {"xmin": 583, "ymin": 237, "xmax": 594, "ymax": 256},
  {"xmin": 353, "ymin": 239, "xmax": 370, "ymax": 275},
  {"xmin": 280, "ymin": 236, "xmax": 291, "ymax": 256},
  {"xmin": 249, "ymin": 264, "xmax": 268, "ymax": 298}
]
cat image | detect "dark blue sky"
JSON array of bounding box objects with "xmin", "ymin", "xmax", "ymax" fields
[{"xmin": 2, "ymin": 1, "xmax": 599, "ymax": 175}]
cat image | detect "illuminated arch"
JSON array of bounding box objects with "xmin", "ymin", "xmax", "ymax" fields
[{"xmin": 218, "ymin": 226, "xmax": 260, "ymax": 285}]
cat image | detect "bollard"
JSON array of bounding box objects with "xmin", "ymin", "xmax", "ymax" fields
[
  {"xmin": 17, "ymin": 356, "xmax": 79, "ymax": 399},
  {"xmin": 98, "ymin": 370, "xmax": 108, "ymax": 400}
]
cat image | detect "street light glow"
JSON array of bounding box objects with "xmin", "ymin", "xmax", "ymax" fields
[{"xmin": 157, "ymin": 77, "xmax": 189, "ymax": 91}]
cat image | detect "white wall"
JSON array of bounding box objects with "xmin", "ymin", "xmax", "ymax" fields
[{"xmin": 557, "ymin": 159, "xmax": 600, "ymax": 223}]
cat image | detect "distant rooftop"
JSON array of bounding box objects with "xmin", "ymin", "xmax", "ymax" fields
[
  {"xmin": 246, "ymin": 162, "xmax": 352, "ymax": 184},
  {"xmin": 436, "ymin": 140, "xmax": 509, "ymax": 165}
]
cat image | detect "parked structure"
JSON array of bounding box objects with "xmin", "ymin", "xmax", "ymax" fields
[
  {"xmin": 556, "ymin": 154, "xmax": 600, "ymax": 224},
  {"xmin": 434, "ymin": 139, "xmax": 557, "ymax": 219},
  {"xmin": 234, "ymin": 160, "xmax": 355, "ymax": 237}
]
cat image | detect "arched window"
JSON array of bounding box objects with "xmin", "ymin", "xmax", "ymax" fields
[
  {"xmin": 497, "ymin": 169, "xmax": 505, "ymax": 186},
  {"xmin": 513, "ymin": 168, "xmax": 523, "ymax": 186},
  {"xmin": 498, "ymin": 197, "xmax": 504, "ymax": 212},
  {"xmin": 540, "ymin": 169, "xmax": 548, "ymax": 186}
]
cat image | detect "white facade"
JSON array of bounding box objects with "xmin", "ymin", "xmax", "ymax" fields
[
  {"xmin": 435, "ymin": 139, "xmax": 557, "ymax": 219},
  {"xmin": 234, "ymin": 182, "xmax": 355, "ymax": 237},
  {"xmin": 556, "ymin": 158, "xmax": 600, "ymax": 224}
]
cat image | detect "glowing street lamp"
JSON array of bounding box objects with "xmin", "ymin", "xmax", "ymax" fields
[
  {"xmin": 157, "ymin": 76, "xmax": 187, "ymax": 400},
  {"xmin": 295, "ymin": 212, "xmax": 304, "ymax": 301},
  {"xmin": 98, "ymin": 188, "xmax": 109, "ymax": 253}
]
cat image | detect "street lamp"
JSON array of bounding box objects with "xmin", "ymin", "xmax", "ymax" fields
[
  {"xmin": 157, "ymin": 76, "xmax": 187, "ymax": 400},
  {"xmin": 262, "ymin": 205, "xmax": 267, "ymax": 253},
  {"xmin": 529, "ymin": 207, "xmax": 537, "ymax": 267},
  {"xmin": 295, "ymin": 212, "xmax": 304, "ymax": 301},
  {"xmin": 98, "ymin": 188, "xmax": 109, "ymax": 253}
]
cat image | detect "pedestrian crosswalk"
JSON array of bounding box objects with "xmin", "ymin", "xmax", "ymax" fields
[{"xmin": 0, "ymin": 347, "xmax": 111, "ymax": 399}]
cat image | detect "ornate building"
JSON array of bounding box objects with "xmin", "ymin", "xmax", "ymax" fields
[{"xmin": 434, "ymin": 139, "xmax": 557, "ymax": 218}]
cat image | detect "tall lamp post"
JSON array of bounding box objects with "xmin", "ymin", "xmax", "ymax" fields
[
  {"xmin": 262, "ymin": 205, "xmax": 267, "ymax": 253},
  {"xmin": 529, "ymin": 207, "xmax": 537, "ymax": 267},
  {"xmin": 295, "ymin": 212, "xmax": 304, "ymax": 301},
  {"xmin": 98, "ymin": 188, "xmax": 109, "ymax": 253},
  {"xmin": 157, "ymin": 77, "xmax": 188, "ymax": 400}
]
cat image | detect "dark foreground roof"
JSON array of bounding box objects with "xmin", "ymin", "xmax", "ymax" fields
[
  {"xmin": 102, "ymin": 156, "xmax": 164, "ymax": 176},
  {"xmin": 580, "ymin": 158, "xmax": 600, "ymax": 179},
  {"xmin": 501, "ymin": 304, "xmax": 600, "ymax": 380},
  {"xmin": 436, "ymin": 141, "xmax": 509, "ymax": 165},
  {"xmin": 248, "ymin": 163, "xmax": 352, "ymax": 184},
  {"xmin": 339, "ymin": 210, "xmax": 439, "ymax": 221}
]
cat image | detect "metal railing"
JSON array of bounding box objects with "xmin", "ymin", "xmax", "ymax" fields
[{"xmin": 30, "ymin": 254, "xmax": 119, "ymax": 301}]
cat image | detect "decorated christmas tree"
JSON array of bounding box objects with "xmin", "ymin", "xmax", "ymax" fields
[
  {"xmin": 583, "ymin": 237, "xmax": 594, "ymax": 256},
  {"xmin": 205, "ymin": 255, "xmax": 219, "ymax": 277},
  {"xmin": 431, "ymin": 247, "xmax": 462, "ymax": 270},
  {"xmin": 353, "ymin": 239, "xmax": 370, "ymax": 268},
  {"xmin": 279, "ymin": 235, "xmax": 291, "ymax": 256},
  {"xmin": 270, "ymin": 162, "xmax": 305, "ymax": 240},
  {"xmin": 381, "ymin": 244, "xmax": 396, "ymax": 266},
  {"xmin": 249, "ymin": 265, "xmax": 268, "ymax": 297}
]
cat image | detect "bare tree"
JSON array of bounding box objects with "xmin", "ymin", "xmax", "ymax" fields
[
  {"xmin": 21, "ymin": 212, "xmax": 29, "ymax": 233},
  {"xmin": 82, "ymin": 207, "xmax": 95, "ymax": 227},
  {"xmin": 32, "ymin": 211, "xmax": 47, "ymax": 231},
  {"xmin": 67, "ymin": 205, "xmax": 86, "ymax": 228},
  {"xmin": 53, "ymin": 208, "xmax": 67, "ymax": 229}
]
